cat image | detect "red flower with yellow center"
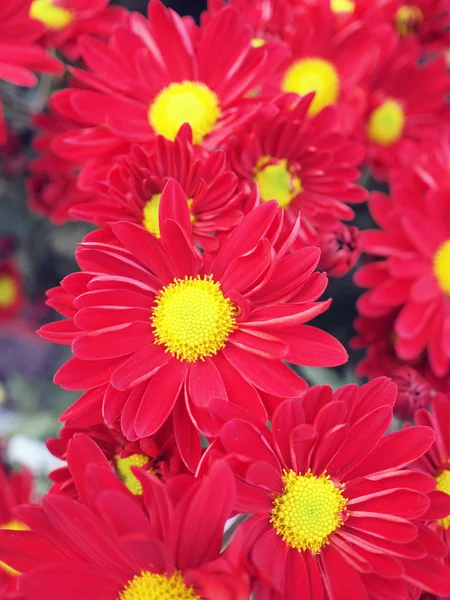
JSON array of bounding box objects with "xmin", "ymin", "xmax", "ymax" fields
[
  {"xmin": 227, "ymin": 94, "xmax": 366, "ymax": 245},
  {"xmin": 252, "ymin": 0, "xmax": 389, "ymax": 131},
  {"xmin": 414, "ymin": 395, "xmax": 450, "ymax": 553},
  {"xmin": 330, "ymin": 0, "xmax": 450, "ymax": 53},
  {"xmin": 0, "ymin": 457, "xmax": 33, "ymax": 597},
  {"xmin": 47, "ymin": 421, "xmax": 186, "ymax": 499},
  {"xmin": 29, "ymin": 0, "xmax": 127, "ymax": 60},
  {"xmin": 46, "ymin": 0, "xmax": 286, "ymax": 183},
  {"xmin": 0, "ymin": 0, "xmax": 62, "ymax": 142},
  {"xmin": 0, "ymin": 261, "xmax": 24, "ymax": 322},
  {"xmin": 0, "ymin": 439, "xmax": 249, "ymax": 600},
  {"xmin": 361, "ymin": 40, "xmax": 449, "ymax": 178},
  {"xmin": 204, "ymin": 378, "xmax": 450, "ymax": 599},
  {"xmin": 70, "ymin": 126, "xmax": 244, "ymax": 251},
  {"xmin": 357, "ymin": 191, "xmax": 450, "ymax": 378},
  {"xmin": 39, "ymin": 180, "xmax": 347, "ymax": 470}
]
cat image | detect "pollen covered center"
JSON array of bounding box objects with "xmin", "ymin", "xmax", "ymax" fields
[
  {"xmin": 271, "ymin": 469, "xmax": 347, "ymax": 553},
  {"xmin": 118, "ymin": 570, "xmax": 200, "ymax": 600},
  {"xmin": 395, "ymin": 5, "xmax": 423, "ymax": 37},
  {"xmin": 0, "ymin": 275, "xmax": 17, "ymax": 308},
  {"xmin": 151, "ymin": 275, "xmax": 236, "ymax": 363},
  {"xmin": 433, "ymin": 240, "xmax": 450, "ymax": 295},
  {"xmin": 367, "ymin": 99, "xmax": 405, "ymax": 146},
  {"xmin": 115, "ymin": 454, "xmax": 149, "ymax": 496},
  {"xmin": 0, "ymin": 520, "xmax": 27, "ymax": 576},
  {"xmin": 254, "ymin": 157, "xmax": 302, "ymax": 208},
  {"xmin": 30, "ymin": 0, "xmax": 74, "ymax": 30},
  {"xmin": 436, "ymin": 465, "xmax": 450, "ymax": 529},
  {"xmin": 142, "ymin": 194, "xmax": 194, "ymax": 238},
  {"xmin": 282, "ymin": 58, "xmax": 340, "ymax": 116},
  {"xmin": 148, "ymin": 81, "xmax": 221, "ymax": 144},
  {"xmin": 331, "ymin": 0, "xmax": 355, "ymax": 13}
]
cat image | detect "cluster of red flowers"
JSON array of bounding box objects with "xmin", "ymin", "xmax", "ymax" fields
[{"xmin": 1, "ymin": 0, "xmax": 450, "ymax": 598}]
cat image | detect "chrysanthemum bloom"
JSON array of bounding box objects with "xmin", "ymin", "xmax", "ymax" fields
[
  {"xmin": 330, "ymin": 0, "xmax": 450, "ymax": 54},
  {"xmin": 361, "ymin": 39, "xmax": 449, "ymax": 178},
  {"xmin": 70, "ymin": 126, "xmax": 244, "ymax": 251},
  {"xmin": 317, "ymin": 223, "xmax": 361, "ymax": 277},
  {"xmin": 47, "ymin": 420, "xmax": 186, "ymax": 498},
  {"xmin": 203, "ymin": 378, "xmax": 450, "ymax": 599},
  {"xmin": 0, "ymin": 456, "xmax": 33, "ymax": 598},
  {"xmin": 46, "ymin": 0, "xmax": 287, "ymax": 183},
  {"xmin": 0, "ymin": 260, "xmax": 24, "ymax": 322},
  {"xmin": 29, "ymin": 0, "xmax": 127, "ymax": 60},
  {"xmin": 227, "ymin": 94, "xmax": 366, "ymax": 245},
  {"xmin": 0, "ymin": 441, "xmax": 249, "ymax": 600},
  {"xmin": 414, "ymin": 394, "xmax": 450, "ymax": 554},
  {"xmin": 258, "ymin": 0, "xmax": 390, "ymax": 131},
  {"xmin": 39, "ymin": 180, "xmax": 347, "ymax": 469},
  {"xmin": 357, "ymin": 191, "xmax": 450, "ymax": 378},
  {"xmin": 0, "ymin": 0, "xmax": 62, "ymax": 142}
]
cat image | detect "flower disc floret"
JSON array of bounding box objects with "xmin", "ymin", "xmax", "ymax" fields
[
  {"xmin": 119, "ymin": 569, "xmax": 200, "ymax": 599},
  {"xmin": 367, "ymin": 99, "xmax": 405, "ymax": 146},
  {"xmin": 282, "ymin": 58, "xmax": 340, "ymax": 116},
  {"xmin": 271, "ymin": 469, "xmax": 347, "ymax": 553},
  {"xmin": 254, "ymin": 157, "xmax": 302, "ymax": 208},
  {"xmin": 0, "ymin": 275, "xmax": 17, "ymax": 308},
  {"xmin": 433, "ymin": 240, "xmax": 450, "ymax": 295},
  {"xmin": 395, "ymin": 5, "xmax": 424, "ymax": 37},
  {"xmin": 331, "ymin": 0, "xmax": 355, "ymax": 13},
  {"xmin": 436, "ymin": 465, "xmax": 450, "ymax": 529},
  {"xmin": 115, "ymin": 454, "xmax": 149, "ymax": 496},
  {"xmin": 148, "ymin": 81, "xmax": 221, "ymax": 144},
  {"xmin": 151, "ymin": 275, "xmax": 236, "ymax": 363},
  {"xmin": 30, "ymin": 0, "xmax": 74, "ymax": 29}
]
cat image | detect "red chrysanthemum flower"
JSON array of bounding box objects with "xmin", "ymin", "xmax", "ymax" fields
[
  {"xmin": 0, "ymin": 0, "xmax": 62, "ymax": 142},
  {"xmin": 253, "ymin": 0, "xmax": 389, "ymax": 132},
  {"xmin": 70, "ymin": 126, "xmax": 245, "ymax": 251},
  {"xmin": 202, "ymin": 378, "xmax": 450, "ymax": 599},
  {"xmin": 0, "ymin": 260, "xmax": 24, "ymax": 322},
  {"xmin": 227, "ymin": 94, "xmax": 366, "ymax": 245},
  {"xmin": 0, "ymin": 454, "xmax": 34, "ymax": 598},
  {"xmin": 331, "ymin": 0, "xmax": 450, "ymax": 53},
  {"xmin": 47, "ymin": 0, "xmax": 287, "ymax": 183},
  {"xmin": 29, "ymin": 0, "xmax": 127, "ymax": 60},
  {"xmin": 413, "ymin": 394, "xmax": 450, "ymax": 553},
  {"xmin": 0, "ymin": 436, "xmax": 249, "ymax": 600},
  {"xmin": 39, "ymin": 180, "xmax": 347, "ymax": 470},
  {"xmin": 47, "ymin": 420, "xmax": 186, "ymax": 498},
  {"xmin": 360, "ymin": 39, "xmax": 449, "ymax": 178},
  {"xmin": 357, "ymin": 191, "xmax": 450, "ymax": 379}
]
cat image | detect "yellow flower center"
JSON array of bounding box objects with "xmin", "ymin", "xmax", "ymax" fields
[
  {"xmin": 271, "ymin": 470, "xmax": 347, "ymax": 553},
  {"xmin": 115, "ymin": 454, "xmax": 149, "ymax": 496},
  {"xmin": 251, "ymin": 37, "xmax": 266, "ymax": 47},
  {"xmin": 148, "ymin": 81, "xmax": 221, "ymax": 145},
  {"xmin": 0, "ymin": 520, "xmax": 27, "ymax": 576},
  {"xmin": 436, "ymin": 465, "xmax": 450, "ymax": 529},
  {"xmin": 30, "ymin": 0, "xmax": 74, "ymax": 30},
  {"xmin": 254, "ymin": 157, "xmax": 302, "ymax": 208},
  {"xmin": 142, "ymin": 194, "xmax": 194, "ymax": 238},
  {"xmin": 118, "ymin": 570, "xmax": 200, "ymax": 600},
  {"xmin": 395, "ymin": 5, "xmax": 423, "ymax": 37},
  {"xmin": 367, "ymin": 99, "xmax": 405, "ymax": 146},
  {"xmin": 433, "ymin": 240, "xmax": 450, "ymax": 295},
  {"xmin": 151, "ymin": 275, "xmax": 236, "ymax": 363},
  {"xmin": 331, "ymin": 0, "xmax": 355, "ymax": 13},
  {"xmin": 282, "ymin": 58, "xmax": 340, "ymax": 116},
  {"xmin": 0, "ymin": 275, "xmax": 17, "ymax": 308}
]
